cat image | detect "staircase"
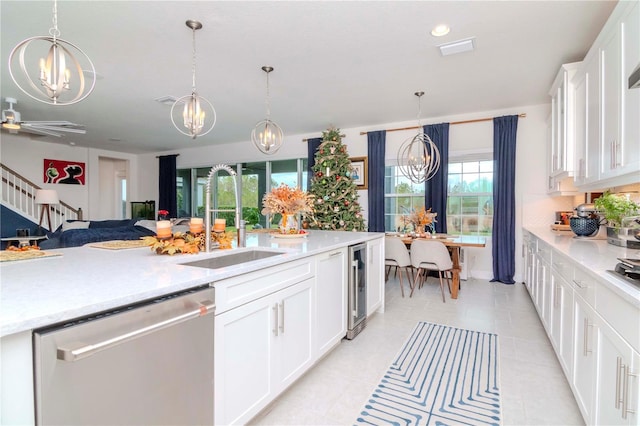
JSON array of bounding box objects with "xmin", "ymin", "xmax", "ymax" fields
[{"xmin": 1, "ymin": 163, "xmax": 82, "ymax": 232}]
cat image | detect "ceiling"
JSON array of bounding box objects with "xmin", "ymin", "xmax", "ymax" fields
[{"xmin": 0, "ymin": 1, "xmax": 617, "ymax": 154}]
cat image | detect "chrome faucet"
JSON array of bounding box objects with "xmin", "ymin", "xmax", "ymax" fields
[{"xmin": 204, "ymin": 164, "xmax": 244, "ymax": 251}]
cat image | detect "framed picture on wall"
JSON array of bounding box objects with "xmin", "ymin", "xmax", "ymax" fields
[{"xmin": 349, "ymin": 157, "xmax": 368, "ymax": 189}]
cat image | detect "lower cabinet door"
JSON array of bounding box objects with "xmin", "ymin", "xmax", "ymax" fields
[
  {"xmin": 275, "ymin": 278, "xmax": 314, "ymax": 389},
  {"xmin": 366, "ymin": 238, "xmax": 384, "ymax": 315},
  {"xmin": 573, "ymin": 295, "xmax": 598, "ymax": 423},
  {"xmin": 214, "ymin": 294, "xmax": 274, "ymax": 425},
  {"xmin": 316, "ymin": 249, "xmax": 347, "ymax": 357},
  {"xmin": 595, "ymin": 319, "xmax": 639, "ymax": 425}
]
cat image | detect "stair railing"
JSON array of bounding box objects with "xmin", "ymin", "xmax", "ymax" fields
[{"xmin": 1, "ymin": 163, "xmax": 83, "ymax": 231}]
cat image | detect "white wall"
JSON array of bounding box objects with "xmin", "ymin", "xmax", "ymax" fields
[{"xmin": 0, "ymin": 134, "xmax": 141, "ymax": 219}]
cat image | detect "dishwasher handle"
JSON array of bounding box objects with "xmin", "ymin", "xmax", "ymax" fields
[{"xmin": 56, "ymin": 299, "xmax": 216, "ymax": 362}]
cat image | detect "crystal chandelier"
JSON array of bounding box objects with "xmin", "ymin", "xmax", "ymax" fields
[
  {"xmin": 171, "ymin": 20, "xmax": 216, "ymax": 139},
  {"xmin": 8, "ymin": 0, "xmax": 96, "ymax": 105},
  {"xmin": 252, "ymin": 66, "xmax": 283, "ymax": 154},
  {"xmin": 397, "ymin": 92, "xmax": 440, "ymax": 183}
]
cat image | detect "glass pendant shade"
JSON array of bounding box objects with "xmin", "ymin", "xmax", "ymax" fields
[
  {"xmin": 252, "ymin": 119, "xmax": 283, "ymax": 154},
  {"xmin": 397, "ymin": 91, "xmax": 441, "ymax": 183},
  {"xmin": 252, "ymin": 66, "xmax": 283, "ymax": 154},
  {"xmin": 171, "ymin": 20, "xmax": 215, "ymax": 139},
  {"xmin": 8, "ymin": 0, "xmax": 96, "ymax": 105}
]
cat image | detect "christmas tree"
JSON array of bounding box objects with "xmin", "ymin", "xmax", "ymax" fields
[{"xmin": 309, "ymin": 127, "xmax": 366, "ymax": 231}]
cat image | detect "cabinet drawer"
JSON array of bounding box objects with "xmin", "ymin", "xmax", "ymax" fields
[
  {"xmin": 552, "ymin": 251, "xmax": 573, "ymax": 283},
  {"xmin": 596, "ymin": 282, "xmax": 640, "ymax": 353},
  {"xmin": 214, "ymin": 258, "xmax": 314, "ymax": 314},
  {"xmin": 572, "ymin": 266, "xmax": 596, "ymax": 307}
]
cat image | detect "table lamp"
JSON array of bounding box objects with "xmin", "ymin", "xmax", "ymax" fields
[{"xmin": 35, "ymin": 189, "xmax": 59, "ymax": 231}]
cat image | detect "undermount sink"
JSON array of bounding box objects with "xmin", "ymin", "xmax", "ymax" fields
[{"xmin": 182, "ymin": 249, "xmax": 284, "ymax": 270}]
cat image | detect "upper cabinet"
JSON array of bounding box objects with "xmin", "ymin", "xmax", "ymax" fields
[
  {"xmin": 572, "ymin": 1, "xmax": 640, "ymax": 190},
  {"xmin": 547, "ymin": 63, "xmax": 580, "ymax": 195}
]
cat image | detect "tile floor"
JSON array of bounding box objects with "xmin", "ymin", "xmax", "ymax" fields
[{"xmin": 249, "ymin": 274, "xmax": 585, "ymax": 425}]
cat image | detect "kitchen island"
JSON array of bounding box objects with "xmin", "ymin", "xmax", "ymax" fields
[{"xmin": 1, "ymin": 230, "xmax": 384, "ymax": 425}]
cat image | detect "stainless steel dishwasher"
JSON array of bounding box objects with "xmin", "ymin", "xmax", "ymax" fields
[{"xmin": 33, "ymin": 285, "xmax": 215, "ymax": 425}]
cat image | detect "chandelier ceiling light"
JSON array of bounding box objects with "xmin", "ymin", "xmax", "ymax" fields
[
  {"xmin": 251, "ymin": 66, "xmax": 283, "ymax": 154},
  {"xmin": 171, "ymin": 20, "xmax": 216, "ymax": 139},
  {"xmin": 8, "ymin": 0, "xmax": 97, "ymax": 105},
  {"xmin": 397, "ymin": 91, "xmax": 440, "ymax": 183}
]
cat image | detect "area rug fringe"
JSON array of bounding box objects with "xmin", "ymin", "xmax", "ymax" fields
[{"xmin": 356, "ymin": 322, "xmax": 501, "ymax": 426}]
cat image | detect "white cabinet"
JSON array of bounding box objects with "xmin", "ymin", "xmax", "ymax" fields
[
  {"xmin": 315, "ymin": 248, "xmax": 347, "ymax": 357},
  {"xmin": 214, "ymin": 278, "xmax": 313, "ymax": 425},
  {"xmin": 548, "ymin": 62, "xmax": 580, "ymax": 180},
  {"xmin": 574, "ymin": 0, "xmax": 640, "ymax": 189},
  {"xmin": 572, "ymin": 294, "xmax": 598, "ymax": 422},
  {"xmin": 366, "ymin": 237, "xmax": 385, "ymax": 316},
  {"xmin": 600, "ymin": 25, "xmax": 622, "ymax": 180},
  {"xmin": 550, "ymin": 252, "xmax": 574, "ymax": 376},
  {"xmin": 595, "ymin": 319, "xmax": 639, "ymax": 425},
  {"xmin": 620, "ymin": 1, "xmax": 640, "ymax": 177}
]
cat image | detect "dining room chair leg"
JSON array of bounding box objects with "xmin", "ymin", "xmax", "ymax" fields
[
  {"xmin": 398, "ymin": 268, "xmax": 405, "ymax": 298},
  {"xmin": 438, "ymin": 271, "xmax": 446, "ymax": 303},
  {"xmin": 410, "ymin": 268, "xmax": 422, "ymax": 297}
]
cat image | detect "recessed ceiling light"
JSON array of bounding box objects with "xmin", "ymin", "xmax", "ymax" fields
[
  {"xmin": 431, "ymin": 24, "xmax": 450, "ymax": 37},
  {"xmin": 438, "ymin": 37, "xmax": 476, "ymax": 56}
]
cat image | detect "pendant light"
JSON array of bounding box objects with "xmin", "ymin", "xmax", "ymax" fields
[
  {"xmin": 252, "ymin": 66, "xmax": 283, "ymax": 154},
  {"xmin": 397, "ymin": 92, "xmax": 440, "ymax": 183},
  {"xmin": 171, "ymin": 20, "xmax": 216, "ymax": 139},
  {"xmin": 8, "ymin": 0, "xmax": 96, "ymax": 105}
]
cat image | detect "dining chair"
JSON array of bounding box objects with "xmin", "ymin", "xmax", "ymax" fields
[
  {"xmin": 409, "ymin": 239, "xmax": 453, "ymax": 302},
  {"xmin": 384, "ymin": 236, "xmax": 413, "ymax": 297}
]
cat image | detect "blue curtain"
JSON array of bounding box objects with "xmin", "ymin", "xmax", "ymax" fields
[
  {"xmin": 424, "ymin": 123, "xmax": 449, "ymax": 233},
  {"xmin": 307, "ymin": 137, "xmax": 322, "ymax": 189},
  {"xmin": 367, "ymin": 130, "xmax": 386, "ymax": 232},
  {"xmin": 491, "ymin": 115, "xmax": 519, "ymax": 284},
  {"xmin": 158, "ymin": 155, "xmax": 178, "ymax": 218}
]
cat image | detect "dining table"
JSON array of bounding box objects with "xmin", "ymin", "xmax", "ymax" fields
[{"xmin": 399, "ymin": 234, "xmax": 486, "ymax": 299}]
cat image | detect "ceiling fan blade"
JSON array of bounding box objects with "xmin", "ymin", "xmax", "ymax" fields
[
  {"xmin": 7, "ymin": 126, "xmax": 63, "ymax": 137},
  {"xmin": 21, "ymin": 123, "xmax": 86, "ymax": 134}
]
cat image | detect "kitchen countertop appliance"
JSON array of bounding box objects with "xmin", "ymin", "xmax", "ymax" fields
[
  {"xmin": 610, "ymin": 258, "xmax": 640, "ymax": 288},
  {"xmin": 570, "ymin": 203, "xmax": 604, "ymax": 237},
  {"xmin": 33, "ymin": 285, "xmax": 215, "ymax": 425}
]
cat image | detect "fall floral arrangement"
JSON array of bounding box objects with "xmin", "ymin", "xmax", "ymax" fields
[
  {"xmin": 261, "ymin": 184, "xmax": 315, "ymax": 233},
  {"xmin": 408, "ymin": 207, "xmax": 437, "ymax": 233},
  {"xmin": 142, "ymin": 232, "xmax": 200, "ymax": 255}
]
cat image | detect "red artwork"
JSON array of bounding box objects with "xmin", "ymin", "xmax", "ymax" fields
[{"xmin": 44, "ymin": 159, "xmax": 86, "ymax": 185}]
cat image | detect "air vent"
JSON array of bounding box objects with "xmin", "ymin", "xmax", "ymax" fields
[{"xmin": 438, "ymin": 37, "xmax": 476, "ymax": 56}]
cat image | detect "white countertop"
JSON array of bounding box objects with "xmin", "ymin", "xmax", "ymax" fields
[
  {"xmin": 0, "ymin": 230, "xmax": 382, "ymax": 337},
  {"xmin": 524, "ymin": 226, "xmax": 640, "ymax": 307}
]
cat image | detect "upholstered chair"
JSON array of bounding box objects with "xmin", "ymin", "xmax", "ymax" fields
[
  {"xmin": 384, "ymin": 236, "xmax": 413, "ymax": 297},
  {"xmin": 409, "ymin": 239, "xmax": 453, "ymax": 302}
]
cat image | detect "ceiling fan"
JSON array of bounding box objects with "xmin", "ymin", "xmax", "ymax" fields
[{"xmin": 1, "ymin": 97, "xmax": 86, "ymax": 138}]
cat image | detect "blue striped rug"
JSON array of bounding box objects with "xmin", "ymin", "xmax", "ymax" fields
[{"xmin": 356, "ymin": 322, "xmax": 501, "ymax": 426}]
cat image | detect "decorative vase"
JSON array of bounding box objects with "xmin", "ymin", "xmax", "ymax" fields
[{"xmin": 279, "ymin": 213, "xmax": 299, "ymax": 234}]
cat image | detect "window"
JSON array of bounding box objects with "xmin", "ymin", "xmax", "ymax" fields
[
  {"xmin": 384, "ymin": 165, "xmax": 425, "ymax": 232},
  {"xmin": 177, "ymin": 159, "xmax": 308, "ymax": 229},
  {"xmin": 446, "ymin": 159, "xmax": 493, "ymax": 236},
  {"xmin": 383, "ymin": 158, "xmax": 493, "ymax": 236}
]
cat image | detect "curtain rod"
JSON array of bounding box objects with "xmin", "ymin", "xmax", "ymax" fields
[
  {"xmin": 357, "ymin": 113, "xmax": 527, "ymax": 136},
  {"xmin": 300, "ymin": 113, "xmax": 526, "ymax": 141}
]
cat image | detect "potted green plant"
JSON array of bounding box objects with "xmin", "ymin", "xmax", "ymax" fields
[{"xmin": 594, "ymin": 191, "xmax": 640, "ymax": 228}]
